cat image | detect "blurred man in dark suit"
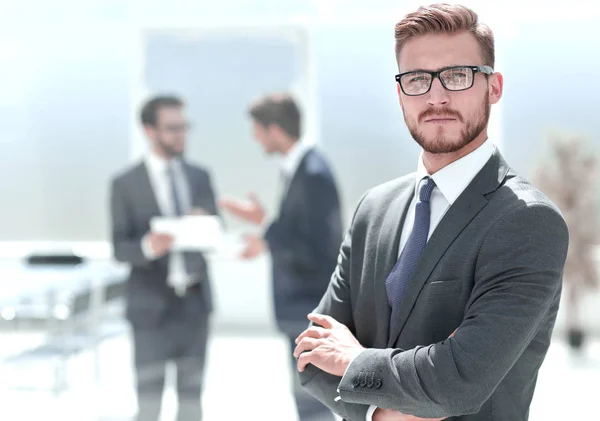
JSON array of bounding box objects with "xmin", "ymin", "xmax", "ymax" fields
[
  {"xmin": 219, "ymin": 93, "xmax": 341, "ymax": 421},
  {"xmin": 110, "ymin": 95, "xmax": 219, "ymax": 421}
]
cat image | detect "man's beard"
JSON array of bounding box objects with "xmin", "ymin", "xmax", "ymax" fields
[
  {"xmin": 406, "ymin": 98, "xmax": 490, "ymax": 154},
  {"xmin": 157, "ymin": 137, "xmax": 184, "ymax": 158}
]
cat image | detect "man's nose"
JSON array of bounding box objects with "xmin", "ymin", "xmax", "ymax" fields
[{"xmin": 426, "ymin": 77, "xmax": 450, "ymax": 106}]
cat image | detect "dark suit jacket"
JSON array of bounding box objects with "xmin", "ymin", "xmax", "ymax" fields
[
  {"xmin": 265, "ymin": 148, "xmax": 343, "ymax": 337},
  {"xmin": 109, "ymin": 160, "xmax": 219, "ymax": 328},
  {"xmin": 298, "ymin": 150, "xmax": 569, "ymax": 421}
]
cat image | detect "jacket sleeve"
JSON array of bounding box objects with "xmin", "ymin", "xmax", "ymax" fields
[
  {"xmin": 337, "ymin": 203, "xmax": 569, "ymax": 418},
  {"xmin": 110, "ymin": 177, "xmax": 151, "ymax": 267}
]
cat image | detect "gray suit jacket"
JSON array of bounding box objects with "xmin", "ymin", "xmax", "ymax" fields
[
  {"xmin": 298, "ymin": 150, "xmax": 569, "ymax": 420},
  {"xmin": 110, "ymin": 160, "xmax": 219, "ymax": 328}
]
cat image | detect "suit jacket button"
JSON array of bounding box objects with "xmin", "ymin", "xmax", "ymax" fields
[
  {"xmin": 375, "ymin": 379, "xmax": 382, "ymax": 389},
  {"xmin": 360, "ymin": 377, "xmax": 367, "ymax": 387},
  {"xmin": 367, "ymin": 378, "xmax": 374, "ymax": 388},
  {"xmin": 352, "ymin": 377, "xmax": 360, "ymax": 387}
]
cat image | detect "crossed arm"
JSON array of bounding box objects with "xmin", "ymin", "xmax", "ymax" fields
[{"xmin": 295, "ymin": 203, "xmax": 568, "ymax": 420}]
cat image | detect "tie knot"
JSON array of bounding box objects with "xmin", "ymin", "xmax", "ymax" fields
[{"xmin": 418, "ymin": 177, "xmax": 435, "ymax": 203}]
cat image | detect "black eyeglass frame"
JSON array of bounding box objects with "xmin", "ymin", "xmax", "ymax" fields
[
  {"xmin": 156, "ymin": 122, "xmax": 192, "ymax": 134},
  {"xmin": 395, "ymin": 65, "xmax": 494, "ymax": 96}
]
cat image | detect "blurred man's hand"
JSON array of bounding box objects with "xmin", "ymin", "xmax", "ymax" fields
[
  {"xmin": 240, "ymin": 233, "xmax": 266, "ymax": 259},
  {"xmin": 147, "ymin": 232, "xmax": 174, "ymax": 256},
  {"xmin": 218, "ymin": 193, "xmax": 265, "ymax": 225}
]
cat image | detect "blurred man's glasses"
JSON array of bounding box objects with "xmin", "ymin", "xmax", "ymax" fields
[
  {"xmin": 159, "ymin": 123, "xmax": 191, "ymax": 134},
  {"xmin": 395, "ymin": 65, "xmax": 493, "ymax": 96}
]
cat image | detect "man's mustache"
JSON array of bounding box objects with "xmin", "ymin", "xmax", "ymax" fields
[{"xmin": 419, "ymin": 107, "xmax": 463, "ymax": 123}]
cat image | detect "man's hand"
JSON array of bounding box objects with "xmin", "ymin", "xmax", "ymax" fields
[
  {"xmin": 218, "ymin": 193, "xmax": 265, "ymax": 225},
  {"xmin": 240, "ymin": 233, "xmax": 266, "ymax": 259},
  {"xmin": 147, "ymin": 232, "xmax": 174, "ymax": 256},
  {"xmin": 293, "ymin": 313, "xmax": 365, "ymax": 376},
  {"xmin": 373, "ymin": 408, "xmax": 445, "ymax": 421}
]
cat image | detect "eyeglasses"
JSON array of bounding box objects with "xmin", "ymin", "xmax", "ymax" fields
[
  {"xmin": 395, "ymin": 65, "xmax": 494, "ymax": 96},
  {"xmin": 158, "ymin": 122, "xmax": 191, "ymax": 134}
]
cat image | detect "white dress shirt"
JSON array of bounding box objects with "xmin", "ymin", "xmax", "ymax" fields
[
  {"xmin": 356, "ymin": 140, "xmax": 496, "ymax": 421},
  {"xmin": 397, "ymin": 139, "xmax": 496, "ymax": 256},
  {"xmin": 141, "ymin": 151, "xmax": 195, "ymax": 293}
]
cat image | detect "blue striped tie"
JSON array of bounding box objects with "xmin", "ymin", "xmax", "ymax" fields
[{"xmin": 386, "ymin": 177, "xmax": 436, "ymax": 332}]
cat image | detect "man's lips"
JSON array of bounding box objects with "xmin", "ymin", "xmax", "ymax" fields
[{"xmin": 423, "ymin": 116, "xmax": 457, "ymax": 123}]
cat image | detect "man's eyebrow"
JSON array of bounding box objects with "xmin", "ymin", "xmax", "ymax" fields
[{"xmin": 399, "ymin": 64, "xmax": 468, "ymax": 73}]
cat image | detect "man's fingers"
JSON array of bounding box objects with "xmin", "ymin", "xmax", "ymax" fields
[
  {"xmin": 239, "ymin": 244, "xmax": 253, "ymax": 259},
  {"xmin": 157, "ymin": 236, "xmax": 173, "ymax": 248},
  {"xmin": 307, "ymin": 313, "xmax": 338, "ymax": 329},
  {"xmin": 293, "ymin": 337, "xmax": 320, "ymax": 358},
  {"xmin": 297, "ymin": 350, "xmax": 316, "ymax": 372},
  {"xmin": 217, "ymin": 197, "xmax": 234, "ymax": 208},
  {"xmin": 295, "ymin": 326, "xmax": 329, "ymax": 344},
  {"xmin": 392, "ymin": 412, "xmax": 445, "ymax": 421},
  {"xmin": 243, "ymin": 233, "xmax": 259, "ymax": 242},
  {"xmin": 218, "ymin": 197, "xmax": 245, "ymax": 212}
]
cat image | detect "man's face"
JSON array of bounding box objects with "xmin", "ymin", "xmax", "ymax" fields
[
  {"xmin": 146, "ymin": 107, "xmax": 189, "ymax": 158},
  {"xmin": 397, "ymin": 31, "xmax": 502, "ymax": 154},
  {"xmin": 252, "ymin": 120, "xmax": 280, "ymax": 155}
]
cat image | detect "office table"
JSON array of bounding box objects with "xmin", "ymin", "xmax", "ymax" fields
[{"xmin": 0, "ymin": 258, "xmax": 129, "ymax": 394}]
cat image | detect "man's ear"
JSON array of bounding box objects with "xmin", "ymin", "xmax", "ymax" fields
[
  {"xmin": 397, "ymin": 82, "xmax": 404, "ymax": 110},
  {"xmin": 143, "ymin": 124, "xmax": 155, "ymax": 139},
  {"xmin": 488, "ymin": 72, "xmax": 503, "ymax": 105}
]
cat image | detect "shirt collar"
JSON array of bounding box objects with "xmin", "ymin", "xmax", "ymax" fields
[
  {"xmin": 415, "ymin": 140, "xmax": 495, "ymax": 205},
  {"xmin": 145, "ymin": 151, "xmax": 181, "ymax": 174},
  {"xmin": 281, "ymin": 139, "xmax": 311, "ymax": 177}
]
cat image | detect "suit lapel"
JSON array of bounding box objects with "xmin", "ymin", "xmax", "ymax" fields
[
  {"xmin": 280, "ymin": 149, "xmax": 311, "ymax": 210},
  {"xmin": 387, "ymin": 151, "xmax": 509, "ymax": 347},
  {"xmin": 373, "ymin": 178, "xmax": 414, "ymax": 348},
  {"xmin": 138, "ymin": 162, "xmax": 162, "ymax": 216}
]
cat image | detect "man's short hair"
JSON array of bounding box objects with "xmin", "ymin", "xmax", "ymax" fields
[
  {"xmin": 395, "ymin": 3, "xmax": 495, "ymax": 68},
  {"xmin": 248, "ymin": 93, "xmax": 301, "ymax": 139},
  {"xmin": 140, "ymin": 95, "xmax": 184, "ymax": 127}
]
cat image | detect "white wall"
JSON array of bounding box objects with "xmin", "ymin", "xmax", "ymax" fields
[
  {"xmin": 2, "ymin": 1, "xmax": 599, "ymax": 239},
  {"xmin": 1, "ymin": 0, "xmax": 599, "ymax": 334}
]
